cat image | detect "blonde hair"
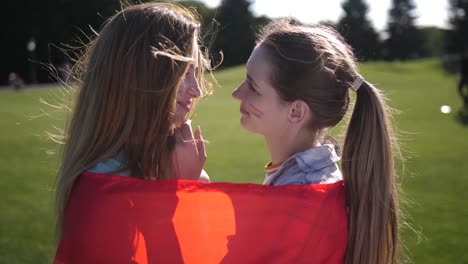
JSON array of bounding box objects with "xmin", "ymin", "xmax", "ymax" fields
[
  {"xmin": 55, "ymin": 2, "xmax": 211, "ymax": 240},
  {"xmin": 258, "ymin": 19, "xmax": 401, "ymax": 263}
]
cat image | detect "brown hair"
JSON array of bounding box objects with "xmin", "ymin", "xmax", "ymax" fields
[
  {"xmin": 258, "ymin": 19, "xmax": 401, "ymax": 263},
  {"xmin": 55, "ymin": 2, "xmax": 211, "ymax": 239}
]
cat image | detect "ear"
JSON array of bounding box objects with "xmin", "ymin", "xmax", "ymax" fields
[{"xmin": 288, "ymin": 100, "xmax": 309, "ymax": 124}]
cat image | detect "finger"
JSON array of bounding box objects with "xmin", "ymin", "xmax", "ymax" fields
[
  {"xmin": 195, "ymin": 126, "xmax": 207, "ymax": 162},
  {"xmin": 173, "ymin": 126, "xmax": 183, "ymax": 144}
]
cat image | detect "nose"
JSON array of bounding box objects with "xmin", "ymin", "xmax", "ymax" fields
[
  {"xmin": 188, "ymin": 76, "xmax": 202, "ymax": 98},
  {"xmin": 232, "ymin": 81, "xmax": 247, "ymax": 100}
]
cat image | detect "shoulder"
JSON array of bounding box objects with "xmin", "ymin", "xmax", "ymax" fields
[
  {"xmin": 274, "ymin": 162, "xmax": 342, "ymax": 185},
  {"xmin": 272, "ymin": 144, "xmax": 343, "ymax": 186}
]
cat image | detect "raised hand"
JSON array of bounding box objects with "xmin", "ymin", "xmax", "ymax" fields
[{"xmin": 171, "ymin": 120, "xmax": 209, "ymax": 181}]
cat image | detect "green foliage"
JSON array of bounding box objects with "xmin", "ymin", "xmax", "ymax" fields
[
  {"xmin": 176, "ymin": 0, "xmax": 217, "ymax": 35},
  {"xmin": 114, "ymin": 1, "xmax": 267, "ymax": 68},
  {"xmin": 252, "ymin": 15, "xmax": 271, "ymax": 35},
  {"xmin": 420, "ymin": 26, "xmax": 446, "ymax": 57},
  {"xmin": 1, "ymin": 0, "xmax": 121, "ymax": 84},
  {"xmin": 337, "ymin": 0, "xmax": 382, "ymax": 60},
  {"xmin": 212, "ymin": 0, "xmax": 257, "ymax": 67},
  {"xmin": 385, "ymin": 0, "xmax": 424, "ymax": 60},
  {"xmin": 174, "ymin": 0, "xmax": 223, "ymax": 62},
  {"xmin": 319, "ymin": 20, "xmax": 337, "ymax": 29},
  {"xmin": 446, "ymin": 0, "xmax": 468, "ymax": 54}
]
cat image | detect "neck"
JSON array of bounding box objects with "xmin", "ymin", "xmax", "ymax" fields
[{"xmin": 264, "ymin": 128, "xmax": 318, "ymax": 165}]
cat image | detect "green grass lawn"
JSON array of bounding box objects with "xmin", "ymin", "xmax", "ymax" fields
[{"xmin": 1, "ymin": 59, "xmax": 467, "ymax": 263}]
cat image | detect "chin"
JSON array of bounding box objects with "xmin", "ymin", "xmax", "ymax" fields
[
  {"xmin": 240, "ymin": 116, "xmax": 258, "ymax": 134},
  {"xmin": 173, "ymin": 114, "xmax": 187, "ymax": 128}
]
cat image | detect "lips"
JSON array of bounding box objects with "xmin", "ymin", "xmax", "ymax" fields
[
  {"xmin": 177, "ymin": 101, "xmax": 191, "ymax": 113},
  {"xmin": 240, "ymin": 105, "xmax": 250, "ymax": 115}
]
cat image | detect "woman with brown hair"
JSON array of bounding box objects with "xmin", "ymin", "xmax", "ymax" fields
[
  {"xmin": 233, "ymin": 19, "xmax": 402, "ymax": 263},
  {"xmin": 54, "ymin": 2, "xmax": 211, "ymax": 241}
]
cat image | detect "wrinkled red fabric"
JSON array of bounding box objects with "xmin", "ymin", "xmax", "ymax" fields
[{"xmin": 54, "ymin": 172, "xmax": 348, "ymax": 264}]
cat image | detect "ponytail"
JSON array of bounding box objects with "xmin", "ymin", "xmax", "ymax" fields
[{"xmin": 342, "ymin": 81, "xmax": 400, "ymax": 264}]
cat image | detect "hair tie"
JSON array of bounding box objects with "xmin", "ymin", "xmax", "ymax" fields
[{"xmin": 350, "ymin": 75, "xmax": 364, "ymax": 92}]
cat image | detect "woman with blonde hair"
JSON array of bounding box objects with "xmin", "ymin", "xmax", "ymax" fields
[
  {"xmin": 54, "ymin": 1, "xmax": 210, "ymax": 242},
  {"xmin": 233, "ymin": 19, "xmax": 402, "ymax": 263}
]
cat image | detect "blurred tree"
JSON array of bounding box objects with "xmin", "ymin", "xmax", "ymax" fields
[
  {"xmin": 212, "ymin": 0, "xmax": 256, "ymax": 67},
  {"xmin": 1, "ymin": 0, "xmax": 121, "ymax": 84},
  {"xmin": 419, "ymin": 26, "xmax": 446, "ymax": 57},
  {"xmin": 337, "ymin": 0, "xmax": 382, "ymax": 60},
  {"xmin": 177, "ymin": 0, "xmax": 216, "ymax": 26},
  {"xmin": 0, "ymin": 0, "xmax": 267, "ymax": 84},
  {"xmin": 252, "ymin": 15, "xmax": 271, "ymax": 35},
  {"xmin": 319, "ymin": 20, "xmax": 337, "ymax": 29},
  {"xmin": 1, "ymin": 1, "xmax": 27, "ymax": 85},
  {"xmin": 385, "ymin": 0, "xmax": 423, "ymax": 60},
  {"xmin": 446, "ymin": 0, "xmax": 468, "ymax": 55},
  {"xmin": 176, "ymin": 0, "xmax": 217, "ymax": 55},
  {"xmin": 63, "ymin": 0, "xmax": 121, "ymax": 41}
]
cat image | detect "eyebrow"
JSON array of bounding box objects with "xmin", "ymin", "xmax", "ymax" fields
[{"xmin": 246, "ymin": 74, "xmax": 260, "ymax": 89}]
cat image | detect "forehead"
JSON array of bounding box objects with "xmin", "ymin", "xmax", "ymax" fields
[
  {"xmin": 192, "ymin": 40, "xmax": 199, "ymax": 67},
  {"xmin": 246, "ymin": 44, "xmax": 271, "ymax": 79}
]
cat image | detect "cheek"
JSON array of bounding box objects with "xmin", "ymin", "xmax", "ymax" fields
[
  {"xmin": 245, "ymin": 101, "xmax": 265, "ymax": 119},
  {"xmin": 187, "ymin": 75, "xmax": 198, "ymax": 88},
  {"xmin": 254, "ymin": 100, "xmax": 289, "ymax": 124},
  {"xmin": 177, "ymin": 80, "xmax": 188, "ymax": 97}
]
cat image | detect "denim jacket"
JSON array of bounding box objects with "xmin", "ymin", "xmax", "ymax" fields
[
  {"xmin": 263, "ymin": 144, "xmax": 342, "ymax": 186},
  {"xmin": 88, "ymin": 152, "xmax": 210, "ymax": 182},
  {"xmin": 88, "ymin": 151, "xmax": 130, "ymax": 176}
]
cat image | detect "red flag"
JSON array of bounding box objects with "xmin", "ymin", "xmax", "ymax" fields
[{"xmin": 54, "ymin": 172, "xmax": 348, "ymax": 264}]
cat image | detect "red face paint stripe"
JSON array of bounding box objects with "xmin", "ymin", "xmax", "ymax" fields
[{"xmin": 246, "ymin": 102, "xmax": 264, "ymax": 116}]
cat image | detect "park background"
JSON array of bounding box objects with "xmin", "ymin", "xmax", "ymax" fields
[{"xmin": 1, "ymin": 0, "xmax": 467, "ymax": 263}]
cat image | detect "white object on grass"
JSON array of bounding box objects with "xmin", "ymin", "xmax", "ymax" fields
[{"xmin": 440, "ymin": 105, "xmax": 451, "ymax": 114}]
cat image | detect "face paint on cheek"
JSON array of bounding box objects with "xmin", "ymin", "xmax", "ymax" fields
[{"xmin": 246, "ymin": 102, "xmax": 264, "ymax": 119}]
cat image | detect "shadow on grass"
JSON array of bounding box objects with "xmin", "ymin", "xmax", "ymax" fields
[{"xmin": 456, "ymin": 107, "xmax": 468, "ymax": 126}]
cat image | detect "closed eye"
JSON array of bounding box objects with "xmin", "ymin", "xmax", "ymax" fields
[
  {"xmin": 247, "ymin": 81, "xmax": 258, "ymax": 94},
  {"xmin": 246, "ymin": 74, "xmax": 260, "ymax": 95}
]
